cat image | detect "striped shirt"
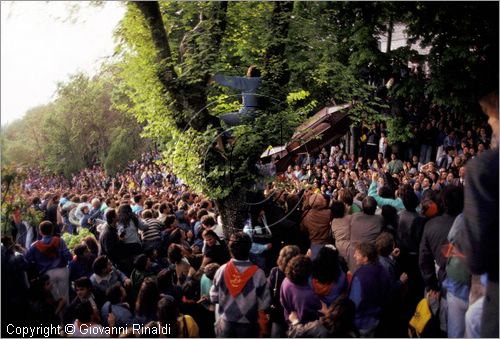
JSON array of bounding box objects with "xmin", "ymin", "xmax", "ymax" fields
[{"xmin": 141, "ymin": 218, "xmax": 162, "ymax": 243}]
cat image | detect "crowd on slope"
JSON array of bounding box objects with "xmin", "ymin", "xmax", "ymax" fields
[{"xmin": 1, "ymin": 96, "xmax": 498, "ymax": 338}]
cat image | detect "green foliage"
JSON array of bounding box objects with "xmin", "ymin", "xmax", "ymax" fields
[
  {"xmin": 385, "ymin": 116, "xmax": 414, "ymax": 144},
  {"xmin": 2, "ymin": 65, "xmax": 146, "ymax": 176},
  {"xmin": 61, "ymin": 228, "xmax": 96, "ymax": 251},
  {"xmin": 104, "ymin": 127, "xmax": 137, "ymax": 176},
  {"xmin": 222, "ymin": 2, "xmax": 272, "ymax": 64},
  {"xmin": 153, "ymin": 104, "xmax": 302, "ymax": 200},
  {"xmin": 401, "ymin": 2, "xmax": 498, "ymax": 115},
  {"xmin": 1, "ymin": 104, "xmax": 52, "ymax": 167},
  {"xmin": 1, "ymin": 165, "xmax": 44, "ymax": 235}
]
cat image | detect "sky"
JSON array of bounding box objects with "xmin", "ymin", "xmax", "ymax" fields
[{"xmin": 1, "ymin": 1, "xmax": 126, "ymax": 126}]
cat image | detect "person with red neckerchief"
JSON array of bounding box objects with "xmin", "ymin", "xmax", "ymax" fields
[{"xmin": 210, "ymin": 231, "xmax": 271, "ymax": 338}]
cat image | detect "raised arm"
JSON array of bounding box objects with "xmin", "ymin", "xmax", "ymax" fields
[{"xmin": 213, "ymin": 74, "xmax": 249, "ymax": 91}]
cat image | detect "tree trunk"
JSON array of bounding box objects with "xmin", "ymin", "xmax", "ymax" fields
[
  {"xmin": 134, "ymin": 2, "xmax": 177, "ymax": 89},
  {"xmin": 134, "ymin": 1, "xmax": 290, "ymax": 238},
  {"xmin": 215, "ymin": 188, "xmax": 249, "ymax": 239},
  {"xmin": 386, "ymin": 18, "xmax": 394, "ymax": 53},
  {"xmin": 213, "ymin": 2, "xmax": 293, "ymax": 238}
]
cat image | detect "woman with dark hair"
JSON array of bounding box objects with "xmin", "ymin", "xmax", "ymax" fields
[
  {"xmin": 82, "ymin": 235, "xmax": 99, "ymax": 265},
  {"xmin": 168, "ymin": 227, "xmax": 191, "ymax": 252},
  {"xmin": 337, "ymin": 188, "xmax": 361, "ymax": 215},
  {"xmin": 135, "ymin": 279, "xmax": 160, "ymax": 325},
  {"xmin": 168, "ymin": 244, "xmax": 196, "ymax": 285},
  {"xmin": 280, "ymin": 255, "xmax": 322, "ymax": 326},
  {"xmin": 116, "ymin": 204, "xmax": 147, "ymax": 274},
  {"xmin": 158, "ymin": 214, "xmax": 178, "ymax": 258},
  {"xmin": 157, "ymin": 296, "xmax": 199, "ymax": 338},
  {"xmin": 117, "ymin": 204, "xmax": 146, "ymax": 249}
]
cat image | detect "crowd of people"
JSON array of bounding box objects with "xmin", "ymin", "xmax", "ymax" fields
[{"xmin": 1, "ymin": 92, "xmax": 498, "ymax": 338}]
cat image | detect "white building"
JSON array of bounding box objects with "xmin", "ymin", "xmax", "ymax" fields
[{"xmin": 378, "ymin": 23, "xmax": 431, "ymax": 76}]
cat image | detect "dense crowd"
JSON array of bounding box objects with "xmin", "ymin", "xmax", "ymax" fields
[{"xmin": 2, "ymin": 94, "xmax": 498, "ymax": 338}]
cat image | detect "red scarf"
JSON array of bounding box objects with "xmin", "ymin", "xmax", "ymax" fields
[
  {"xmin": 223, "ymin": 260, "xmax": 258, "ymax": 298},
  {"xmin": 13, "ymin": 209, "xmax": 22, "ymax": 225},
  {"xmin": 34, "ymin": 237, "xmax": 60, "ymax": 258}
]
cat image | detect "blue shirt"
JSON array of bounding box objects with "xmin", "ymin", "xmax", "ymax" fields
[
  {"xmin": 68, "ymin": 258, "xmax": 92, "ymax": 282},
  {"xmin": 368, "ymin": 181, "xmax": 405, "ymax": 211},
  {"xmin": 80, "ymin": 214, "xmax": 92, "ymax": 229},
  {"xmin": 213, "ymin": 74, "xmax": 262, "ymax": 112},
  {"xmin": 131, "ymin": 205, "xmax": 143, "ymax": 215}
]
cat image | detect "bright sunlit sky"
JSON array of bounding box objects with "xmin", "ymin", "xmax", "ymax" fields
[{"xmin": 1, "ymin": 1, "xmax": 126, "ymax": 126}]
